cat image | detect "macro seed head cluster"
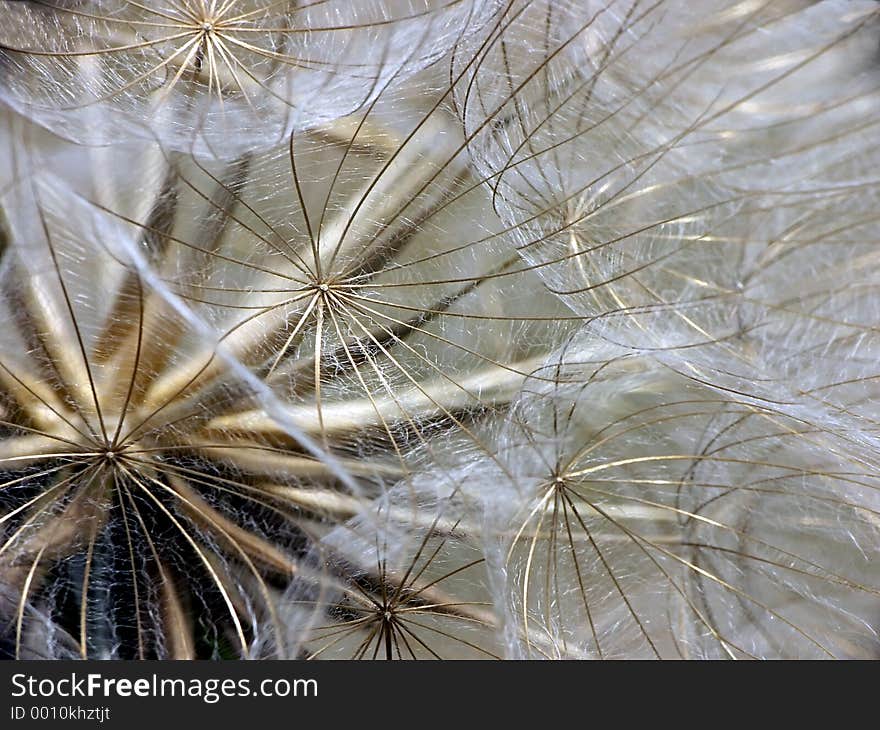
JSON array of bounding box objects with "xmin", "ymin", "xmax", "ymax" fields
[{"xmin": 0, "ymin": 0, "xmax": 879, "ymax": 660}]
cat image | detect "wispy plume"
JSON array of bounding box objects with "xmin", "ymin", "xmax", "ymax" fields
[{"xmin": 0, "ymin": 0, "xmax": 878, "ymax": 659}]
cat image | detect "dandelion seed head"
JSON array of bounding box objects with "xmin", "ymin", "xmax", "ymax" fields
[
  {"xmin": 0, "ymin": 0, "xmax": 503, "ymax": 157},
  {"xmin": 1, "ymin": 0, "xmax": 879, "ymax": 661}
]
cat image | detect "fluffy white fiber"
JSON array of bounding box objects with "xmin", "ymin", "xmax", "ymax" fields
[{"xmin": 0, "ymin": 0, "xmax": 877, "ymax": 659}]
